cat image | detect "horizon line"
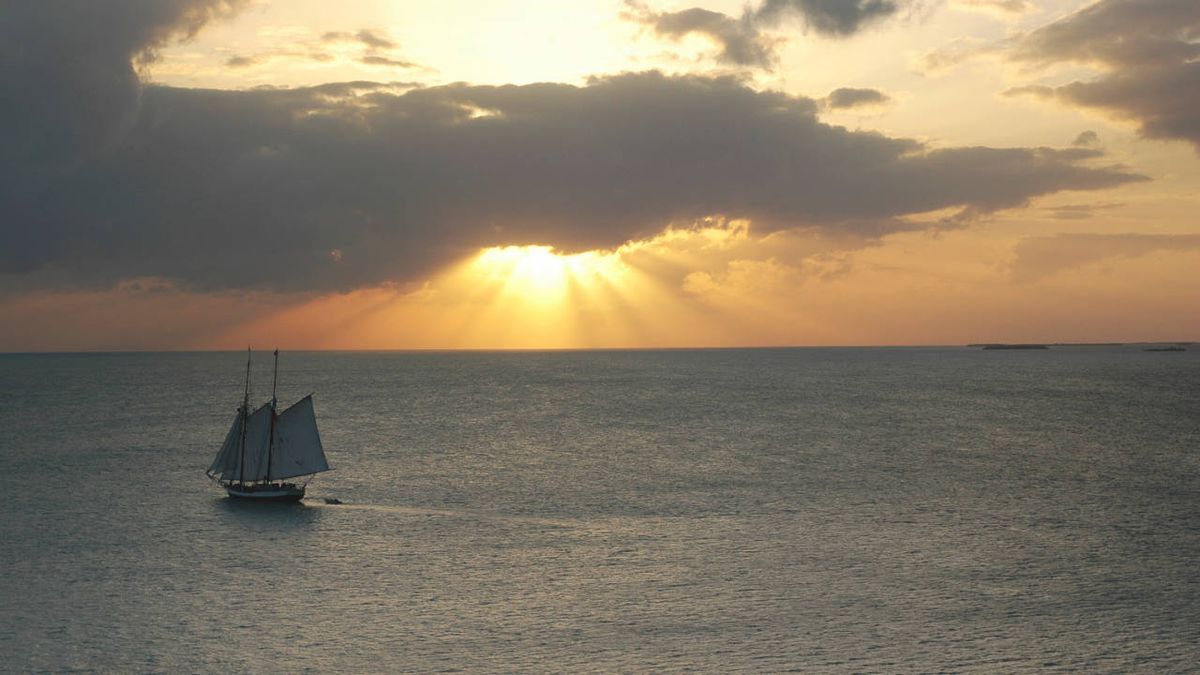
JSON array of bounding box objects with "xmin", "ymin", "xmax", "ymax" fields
[{"xmin": 1, "ymin": 341, "xmax": 1194, "ymax": 355}]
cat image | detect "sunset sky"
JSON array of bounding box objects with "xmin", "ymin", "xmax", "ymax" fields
[{"xmin": 2, "ymin": 0, "xmax": 1197, "ymax": 350}]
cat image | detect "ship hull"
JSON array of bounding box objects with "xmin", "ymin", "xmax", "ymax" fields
[{"xmin": 225, "ymin": 483, "xmax": 305, "ymax": 501}]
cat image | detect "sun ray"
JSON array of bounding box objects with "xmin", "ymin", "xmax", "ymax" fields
[{"xmin": 440, "ymin": 244, "xmax": 638, "ymax": 348}]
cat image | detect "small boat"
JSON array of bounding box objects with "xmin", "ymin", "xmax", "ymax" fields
[{"xmin": 207, "ymin": 349, "xmax": 331, "ymax": 501}]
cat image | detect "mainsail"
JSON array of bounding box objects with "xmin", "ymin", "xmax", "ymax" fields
[
  {"xmin": 269, "ymin": 395, "xmax": 330, "ymax": 480},
  {"xmin": 238, "ymin": 402, "xmax": 275, "ymax": 481}
]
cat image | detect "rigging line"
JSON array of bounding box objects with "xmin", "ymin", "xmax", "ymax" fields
[{"xmin": 266, "ymin": 348, "xmax": 279, "ymax": 483}]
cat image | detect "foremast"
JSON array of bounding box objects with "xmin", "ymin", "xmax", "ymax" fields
[{"xmin": 237, "ymin": 346, "xmax": 251, "ymax": 486}]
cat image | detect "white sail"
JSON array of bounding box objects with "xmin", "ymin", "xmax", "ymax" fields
[
  {"xmin": 269, "ymin": 395, "xmax": 330, "ymax": 480},
  {"xmin": 207, "ymin": 411, "xmax": 244, "ymax": 480},
  {"xmin": 237, "ymin": 402, "xmax": 275, "ymax": 482}
]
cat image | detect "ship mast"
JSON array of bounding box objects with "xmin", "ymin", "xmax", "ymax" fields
[
  {"xmin": 265, "ymin": 348, "xmax": 279, "ymax": 484},
  {"xmin": 237, "ymin": 347, "xmax": 251, "ymax": 485}
]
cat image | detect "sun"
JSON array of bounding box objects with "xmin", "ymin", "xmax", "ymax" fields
[
  {"xmin": 475, "ymin": 245, "xmax": 566, "ymax": 297},
  {"xmin": 472, "ymin": 245, "xmax": 627, "ymax": 304}
]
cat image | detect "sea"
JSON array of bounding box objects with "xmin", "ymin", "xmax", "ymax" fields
[{"xmin": 1, "ymin": 347, "xmax": 1198, "ymax": 672}]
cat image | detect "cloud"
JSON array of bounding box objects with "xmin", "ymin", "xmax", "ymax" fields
[
  {"xmin": 1011, "ymin": 233, "xmax": 1200, "ymax": 281},
  {"xmin": 824, "ymin": 87, "xmax": 890, "ymax": 109},
  {"xmin": 625, "ymin": 0, "xmax": 912, "ymax": 70},
  {"xmin": 1072, "ymin": 130, "xmax": 1100, "ymax": 147},
  {"xmin": 359, "ymin": 55, "xmax": 421, "ymax": 68},
  {"xmin": 1012, "ymin": 0, "xmax": 1200, "ymax": 69},
  {"xmin": 1007, "ymin": 0, "xmax": 1200, "ymax": 152},
  {"xmin": 1040, "ymin": 201, "xmax": 1123, "ymax": 220},
  {"xmin": 1003, "ymin": 84, "xmax": 1051, "ymax": 98},
  {"xmin": 225, "ymin": 51, "xmax": 335, "ymax": 68},
  {"xmin": 0, "ymin": 2, "xmax": 1148, "ymax": 295},
  {"xmin": 951, "ymin": 0, "xmax": 1034, "ymax": 16},
  {"xmin": 683, "ymin": 258, "xmax": 806, "ymax": 300},
  {"xmin": 0, "ymin": 0, "xmax": 248, "ymax": 173},
  {"xmin": 754, "ymin": 0, "xmax": 901, "ymax": 36},
  {"xmin": 322, "ymin": 29, "xmax": 397, "ymax": 50},
  {"xmin": 1, "ymin": 63, "xmax": 1146, "ymax": 293},
  {"xmin": 914, "ymin": 37, "xmax": 999, "ymax": 75},
  {"xmin": 623, "ymin": 2, "xmax": 778, "ymax": 69},
  {"xmin": 227, "ymin": 28, "xmax": 419, "ymax": 71},
  {"xmin": 225, "ymin": 54, "xmax": 262, "ymax": 68}
]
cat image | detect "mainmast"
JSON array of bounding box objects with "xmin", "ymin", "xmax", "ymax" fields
[
  {"xmin": 237, "ymin": 347, "xmax": 251, "ymax": 485},
  {"xmin": 265, "ymin": 348, "xmax": 279, "ymax": 483}
]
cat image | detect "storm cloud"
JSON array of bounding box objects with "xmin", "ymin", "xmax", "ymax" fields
[
  {"xmin": 1, "ymin": 1, "xmax": 1147, "ymax": 293},
  {"xmin": 1007, "ymin": 0, "xmax": 1200, "ymax": 152},
  {"xmin": 0, "ymin": 0, "xmax": 246, "ymax": 171}
]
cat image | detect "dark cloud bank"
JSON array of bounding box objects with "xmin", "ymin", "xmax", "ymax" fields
[
  {"xmin": 0, "ymin": 0, "xmax": 248, "ymax": 170},
  {"xmin": 1, "ymin": 0, "xmax": 1145, "ymax": 293}
]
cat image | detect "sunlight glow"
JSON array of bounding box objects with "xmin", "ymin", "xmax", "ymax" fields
[
  {"xmin": 472, "ymin": 245, "xmax": 628, "ymax": 305},
  {"xmin": 193, "ymin": 223, "xmax": 831, "ymax": 350},
  {"xmin": 437, "ymin": 244, "xmax": 647, "ymax": 347}
]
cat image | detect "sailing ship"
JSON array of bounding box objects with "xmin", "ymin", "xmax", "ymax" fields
[{"xmin": 207, "ymin": 349, "xmax": 331, "ymax": 501}]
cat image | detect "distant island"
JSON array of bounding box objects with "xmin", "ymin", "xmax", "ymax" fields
[{"xmin": 966, "ymin": 342, "xmax": 1193, "ymax": 351}]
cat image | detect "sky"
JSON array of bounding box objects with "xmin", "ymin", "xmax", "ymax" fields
[{"xmin": 1, "ymin": 0, "xmax": 1197, "ymax": 350}]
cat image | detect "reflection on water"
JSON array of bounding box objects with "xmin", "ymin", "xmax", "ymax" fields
[{"xmin": 215, "ymin": 497, "xmax": 321, "ymax": 529}]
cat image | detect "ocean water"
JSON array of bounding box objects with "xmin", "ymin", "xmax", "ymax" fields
[{"xmin": 1, "ymin": 347, "xmax": 1198, "ymax": 672}]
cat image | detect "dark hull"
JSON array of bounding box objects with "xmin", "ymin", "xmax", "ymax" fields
[{"xmin": 225, "ymin": 484, "xmax": 305, "ymax": 501}]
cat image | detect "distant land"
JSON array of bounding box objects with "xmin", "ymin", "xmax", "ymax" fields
[{"xmin": 968, "ymin": 342, "xmax": 1194, "ymax": 350}]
